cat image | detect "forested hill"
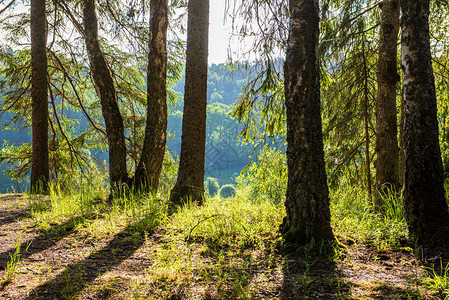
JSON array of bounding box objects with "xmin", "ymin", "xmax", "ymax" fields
[
  {"xmin": 0, "ymin": 62, "xmax": 253, "ymax": 192},
  {"xmin": 172, "ymin": 63, "xmax": 249, "ymax": 105},
  {"xmin": 167, "ymin": 63, "xmax": 255, "ymax": 186}
]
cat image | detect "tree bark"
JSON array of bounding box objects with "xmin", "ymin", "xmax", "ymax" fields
[
  {"xmin": 281, "ymin": 0, "xmax": 334, "ymax": 244},
  {"xmin": 83, "ymin": 0, "xmax": 128, "ymax": 187},
  {"xmin": 131, "ymin": 0, "xmax": 169, "ymax": 193},
  {"xmin": 362, "ymin": 36, "xmax": 372, "ymax": 200},
  {"xmin": 401, "ymin": 0, "xmax": 449, "ymax": 245},
  {"xmin": 374, "ymin": 0, "xmax": 400, "ymax": 208},
  {"xmin": 30, "ymin": 0, "xmax": 49, "ymax": 193},
  {"xmin": 169, "ymin": 0, "xmax": 209, "ymax": 206}
]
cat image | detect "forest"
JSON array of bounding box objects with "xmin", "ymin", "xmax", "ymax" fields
[{"xmin": 0, "ymin": 0, "xmax": 449, "ymax": 299}]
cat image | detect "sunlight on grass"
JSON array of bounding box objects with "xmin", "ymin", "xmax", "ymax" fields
[
  {"xmin": 423, "ymin": 260, "xmax": 449, "ymax": 299},
  {"xmin": 25, "ymin": 181, "xmax": 167, "ymax": 240},
  {"xmin": 142, "ymin": 192, "xmax": 286, "ymax": 298},
  {"xmin": 330, "ymin": 177, "xmax": 408, "ymax": 250}
]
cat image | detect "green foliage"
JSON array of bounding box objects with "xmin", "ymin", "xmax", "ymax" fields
[
  {"xmin": 330, "ymin": 171, "xmax": 408, "ymax": 251},
  {"xmin": 158, "ymin": 150, "xmax": 178, "ymax": 198},
  {"xmin": 1, "ymin": 240, "xmax": 31, "ymax": 285},
  {"xmin": 219, "ymin": 184, "xmax": 236, "ymax": 199},
  {"xmin": 205, "ymin": 177, "xmax": 219, "ymax": 197},
  {"xmin": 145, "ymin": 195, "xmax": 284, "ymax": 298},
  {"xmin": 423, "ymin": 261, "xmax": 449, "ymax": 300},
  {"xmin": 237, "ymin": 146, "xmax": 287, "ymax": 204}
]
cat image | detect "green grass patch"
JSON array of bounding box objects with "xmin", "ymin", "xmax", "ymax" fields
[{"xmin": 330, "ymin": 181, "xmax": 408, "ymax": 250}]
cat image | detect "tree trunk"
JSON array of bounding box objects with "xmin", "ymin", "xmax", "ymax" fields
[
  {"xmin": 374, "ymin": 0, "xmax": 400, "ymax": 208},
  {"xmin": 362, "ymin": 36, "xmax": 372, "ymax": 200},
  {"xmin": 398, "ymin": 88, "xmax": 405, "ymax": 187},
  {"xmin": 281, "ymin": 0, "xmax": 334, "ymax": 244},
  {"xmin": 169, "ymin": 0, "xmax": 209, "ymax": 206},
  {"xmin": 83, "ymin": 0, "xmax": 128, "ymax": 188},
  {"xmin": 131, "ymin": 0, "xmax": 169, "ymax": 193},
  {"xmin": 30, "ymin": 0, "xmax": 49, "ymax": 193},
  {"xmin": 401, "ymin": 0, "xmax": 449, "ymax": 245}
]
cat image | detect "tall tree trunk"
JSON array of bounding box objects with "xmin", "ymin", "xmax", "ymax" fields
[
  {"xmin": 374, "ymin": 0, "xmax": 400, "ymax": 208},
  {"xmin": 83, "ymin": 0, "xmax": 128, "ymax": 188},
  {"xmin": 401, "ymin": 0, "xmax": 449, "ymax": 245},
  {"xmin": 30, "ymin": 0, "xmax": 49, "ymax": 193},
  {"xmin": 281, "ymin": 0, "xmax": 334, "ymax": 244},
  {"xmin": 362, "ymin": 36, "xmax": 372, "ymax": 200},
  {"xmin": 398, "ymin": 88, "xmax": 405, "ymax": 187},
  {"xmin": 131, "ymin": 0, "xmax": 168, "ymax": 193},
  {"xmin": 169, "ymin": 0, "xmax": 209, "ymax": 206}
]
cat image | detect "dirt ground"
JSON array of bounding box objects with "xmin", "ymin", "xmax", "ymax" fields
[{"xmin": 0, "ymin": 194, "xmax": 441, "ymax": 299}]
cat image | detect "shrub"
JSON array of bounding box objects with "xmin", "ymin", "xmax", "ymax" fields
[
  {"xmin": 220, "ymin": 184, "xmax": 236, "ymax": 198},
  {"xmin": 205, "ymin": 177, "xmax": 219, "ymax": 197},
  {"xmin": 236, "ymin": 145, "xmax": 287, "ymax": 204},
  {"xmin": 158, "ymin": 150, "xmax": 179, "ymax": 197}
]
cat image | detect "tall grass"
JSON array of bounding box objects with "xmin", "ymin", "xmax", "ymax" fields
[
  {"xmin": 142, "ymin": 191, "xmax": 285, "ymax": 298},
  {"xmin": 330, "ymin": 176, "xmax": 408, "ymax": 250},
  {"xmin": 25, "ymin": 179, "xmax": 166, "ymax": 238}
]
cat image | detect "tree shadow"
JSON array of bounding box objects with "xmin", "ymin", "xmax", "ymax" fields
[
  {"xmin": 25, "ymin": 215, "xmax": 155, "ymax": 300},
  {"xmin": 0, "ymin": 216, "xmax": 87, "ymax": 271},
  {"xmin": 0, "ymin": 194, "xmax": 32, "ymax": 227},
  {"xmin": 373, "ymin": 283, "xmax": 422, "ymax": 299},
  {"xmin": 0, "ymin": 194, "xmax": 52, "ymax": 228},
  {"xmin": 280, "ymin": 244, "xmax": 351, "ymax": 299},
  {"xmin": 0, "ymin": 207, "xmax": 31, "ymax": 227}
]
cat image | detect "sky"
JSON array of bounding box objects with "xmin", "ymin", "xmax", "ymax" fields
[
  {"xmin": 208, "ymin": 1, "xmax": 232, "ymax": 64},
  {"xmin": 0, "ymin": 1, "xmax": 232, "ymax": 64}
]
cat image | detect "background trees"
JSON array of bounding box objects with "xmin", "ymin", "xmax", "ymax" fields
[
  {"xmin": 0, "ymin": 0, "xmax": 449, "ymax": 252},
  {"xmin": 374, "ymin": 0, "xmax": 400, "ymax": 206}
]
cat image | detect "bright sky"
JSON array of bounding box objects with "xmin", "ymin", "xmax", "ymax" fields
[
  {"xmin": 208, "ymin": 1, "xmax": 231, "ymax": 64},
  {"xmin": 0, "ymin": 1, "xmax": 232, "ymax": 64}
]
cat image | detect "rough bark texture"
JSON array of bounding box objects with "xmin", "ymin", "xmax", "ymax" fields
[
  {"xmin": 281, "ymin": 0, "xmax": 334, "ymax": 244},
  {"xmin": 83, "ymin": 0, "xmax": 128, "ymax": 187},
  {"xmin": 131, "ymin": 0, "xmax": 168, "ymax": 193},
  {"xmin": 362, "ymin": 37, "xmax": 372, "ymax": 200},
  {"xmin": 375, "ymin": 0, "xmax": 400, "ymax": 207},
  {"xmin": 30, "ymin": 0, "xmax": 49, "ymax": 193},
  {"xmin": 401, "ymin": 0, "xmax": 449, "ymax": 245},
  {"xmin": 169, "ymin": 0, "xmax": 209, "ymax": 206}
]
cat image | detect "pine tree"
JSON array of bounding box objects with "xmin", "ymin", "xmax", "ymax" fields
[
  {"xmin": 281, "ymin": 0, "xmax": 334, "ymax": 243},
  {"xmin": 374, "ymin": 0, "xmax": 400, "ymax": 207},
  {"xmin": 401, "ymin": 0, "xmax": 449, "ymax": 245},
  {"xmin": 83, "ymin": 0, "xmax": 128, "ymax": 188},
  {"xmin": 30, "ymin": 0, "xmax": 49, "ymax": 193},
  {"xmin": 131, "ymin": 0, "xmax": 169, "ymax": 193},
  {"xmin": 170, "ymin": 0, "xmax": 210, "ymax": 205}
]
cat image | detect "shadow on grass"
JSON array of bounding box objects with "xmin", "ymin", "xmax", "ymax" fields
[
  {"xmin": 0, "ymin": 194, "xmax": 34, "ymax": 227},
  {"xmin": 0, "ymin": 207, "xmax": 31, "ymax": 228},
  {"xmin": 25, "ymin": 215, "xmax": 156, "ymax": 300},
  {"xmin": 280, "ymin": 244, "xmax": 351, "ymax": 299},
  {"xmin": 0, "ymin": 217, "xmax": 87, "ymax": 271},
  {"xmin": 373, "ymin": 284, "xmax": 422, "ymax": 299}
]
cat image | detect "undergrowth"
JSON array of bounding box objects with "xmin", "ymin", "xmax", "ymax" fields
[
  {"xmin": 330, "ymin": 177, "xmax": 408, "ymax": 251},
  {"xmin": 143, "ymin": 193, "xmax": 285, "ymax": 298},
  {"xmin": 8, "ymin": 172, "xmax": 431, "ymax": 298}
]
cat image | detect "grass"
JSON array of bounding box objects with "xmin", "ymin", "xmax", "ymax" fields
[
  {"xmin": 142, "ymin": 193, "xmax": 285, "ymax": 298},
  {"xmin": 1, "ymin": 240, "xmax": 31, "ymax": 285},
  {"xmin": 331, "ymin": 180, "xmax": 408, "ymax": 251},
  {"xmin": 423, "ymin": 260, "xmax": 449, "ymax": 299},
  {"xmin": 0, "ymin": 178, "xmax": 439, "ymax": 298}
]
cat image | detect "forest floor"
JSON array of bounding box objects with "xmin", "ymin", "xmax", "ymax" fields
[{"xmin": 0, "ymin": 193, "xmax": 445, "ymax": 299}]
